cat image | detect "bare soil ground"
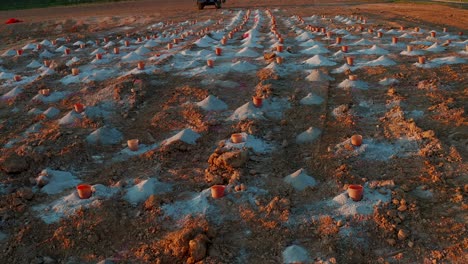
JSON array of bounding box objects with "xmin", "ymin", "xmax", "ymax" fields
[{"xmin": 0, "ymin": 0, "xmax": 467, "ymax": 263}]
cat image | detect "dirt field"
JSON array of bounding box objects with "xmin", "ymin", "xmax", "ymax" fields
[{"xmin": 0, "ymin": 0, "xmax": 467, "ymax": 263}]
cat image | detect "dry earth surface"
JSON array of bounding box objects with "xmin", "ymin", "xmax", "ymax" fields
[{"xmin": 0, "ymin": 0, "xmax": 467, "ymax": 263}]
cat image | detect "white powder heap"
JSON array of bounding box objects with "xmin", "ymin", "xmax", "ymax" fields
[
  {"xmin": 194, "ymin": 35, "xmax": 217, "ymax": 47},
  {"xmin": 162, "ymin": 189, "xmax": 211, "ymax": 220},
  {"xmin": 425, "ymin": 43, "xmax": 445, "ymax": 53},
  {"xmin": 296, "ymin": 127, "xmax": 322, "ymax": 144},
  {"xmin": 162, "ymin": 128, "xmax": 201, "ymax": 145},
  {"xmin": 235, "ymin": 47, "xmax": 260, "ymax": 57},
  {"xmin": 305, "ymin": 69, "xmax": 335, "ymax": 82},
  {"xmin": 430, "ymin": 56, "xmax": 466, "ymax": 65},
  {"xmin": 300, "ymin": 93, "xmax": 324, "ymax": 105},
  {"xmin": 330, "ymin": 185, "xmax": 391, "ymax": 216},
  {"xmin": 86, "ymin": 126, "xmax": 123, "ymax": 145},
  {"xmin": 43, "ymin": 107, "xmax": 60, "ymax": 118},
  {"xmin": 27, "ymin": 60, "xmax": 42, "ymax": 68},
  {"xmin": 196, "ymin": 95, "xmax": 228, "ymax": 111},
  {"xmin": 282, "ymin": 245, "xmax": 310, "ymax": 264},
  {"xmin": 300, "ymin": 45, "xmax": 330, "ymax": 55},
  {"xmin": 364, "ymin": 55, "xmax": 396, "ymax": 67},
  {"xmin": 284, "ymin": 168, "xmax": 317, "ymax": 191},
  {"xmin": 1, "ymin": 87, "xmax": 23, "ymax": 100},
  {"xmin": 124, "ymin": 178, "xmax": 172, "ymax": 205},
  {"xmin": 303, "ymin": 55, "xmax": 337, "ymax": 67},
  {"xmin": 33, "ymin": 184, "xmax": 119, "ymax": 224},
  {"xmin": 379, "ymin": 78, "xmax": 399, "ymax": 86},
  {"xmin": 38, "ymin": 169, "xmax": 81, "ymax": 195},
  {"xmin": 351, "ymin": 38, "xmax": 374, "ymax": 46},
  {"xmin": 356, "ymin": 45, "xmax": 389, "ymax": 55},
  {"xmin": 222, "ymin": 132, "xmax": 273, "ymax": 154},
  {"xmin": 58, "ymin": 111, "xmax": 82, "ymax": 126}
]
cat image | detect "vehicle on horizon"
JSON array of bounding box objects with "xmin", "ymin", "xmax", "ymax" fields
[{"xmin": 197, "ymin": 0, "xmax": 225, "ymax": 10}]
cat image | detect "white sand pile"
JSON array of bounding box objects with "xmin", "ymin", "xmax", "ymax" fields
[
  {"xmin": 86, "ymin": 126, "xmax": 123, "ymax": 145},
  {"xmin": 73, "ymin": 40, "xmax": 85, "ymax": 46},
  {"xmin": 27, "ymin": 60, "xmax": 42, "ymax": 68},
  {"xmin": 400, "ymin": 49, "xmax": 424, "ymax": 56},
  {"xmin": 37, "ymin": 169, "xmax": 81, "ymax": 195},
  {"xmin": 222, "ymin": 132, "xmax": 273, "ymax": 154},
  {"xmin": 196, "ymin": 95, "xmax": 228, "ymax": 111},
  {"xmin": 300, "ymin": 45, "xmax": 329, "ymax": 55},
  {"xmin": 425, "ymin": 43, "xmax": 445, "ymax": 52},
  {"xmin": 296, "ymin": 127, "xmax": 321, "ymax": 143},
  {"xmin": 398, "ymin": 33, "xmax": 415, "ymax": 39},
  {"xmin": 58, "ymin": 111, "xmax": 82, "ymax": 126},
  {"xmin": 40, "ymin": 68, "xmax": 55, "ymax": 77},
  {"xmin": 28, "ymin": 108, "xmax": 43, "ymax": 116},
  {"xmin": 91, "ymin": 56, "xmax": 111, "ymax": 64},
  {"xmin": 364, "ymin": 55, "xmax": 396, "ymax": 67},
  {"xmin": 228, "ymin": 102, "xmax": 265, "ymax": 121},
  {"xmin": 135, "ymin": 46, "xmax": 151, "ymax": 55},
  {"xmin": 410, "ymin": 40, "xmax": 432, "ymax": 46},
  {"xmin": 31, "ymin": 91, "xmax": 69, "ymax": 103},
  {"xmin": 332, "ymin": 63, "xmax": 359, "ymax": 73},
  {"xmin": 40, "ymin": 39, "xmax": 52, "ymax": 46},
  {"xmin": 200, "ymin": 79, "xmax": 238, "ymax": 88},
  {"xmin": 228, "ymin": 98, "xmax": 291, "ymax": 121},
  {"xmin": 65, "ymin": 57, "xmax": 80, "ymax": 67},
  {"xmin": 282, "ymin": 245, "xmax": 310, "ymax": 264},
  {"xmin": 33, "ymin": 184, "xmax": 118, "ymax": 224},
  {"xmin": 60, "ymin": 75, "xmax": 80, "ymax": 85},
  {"xmin": 342, "ymin": 34, "xmax": 359, "ymax": 40},
  {"xmin": 39, "ymin": 50, "xmax": 54, "ymax": 58},
  {"xmin": 43, "ymin": 107, "xmax": 60, "ymax": 118},
  {"xmin": 351, "ymin": 38, "xmax": 374, "ymax": 46},
  {"xmin": 300, "ymin": 93, "xmax": 324, "ymax": 105},
  {"xmin": 330, "ymin": 185, "xmax": 391, "ymax": 216},
  {"xmin": 144, "ymin": 39, "xmax": 159, "ymax": 48},
  {"xmin": 124, "ymin": 178, "xmax": 172, "ymax": 205},
  {"xmin": 430, "ymin": 56, "xmax": 466, "ymax": 65},
  {"xmin": 379, "ymin": 78, "xmax": 399, "ymax": 86},
  {"xmin": 283, "ymin": 168, "xmax": 317, "ymax": 191},
  {"xmin": 335, "ymin": 137, "xmax": 419, "ymax": 160},
  {"xmin": 296, "ymin": 31, "xmax": 315, "ymax": 42},
  {"xmin": 83, "ymin": 68, "xmax": 118, "ymax": 82},
  {"xmin": 386, "ymin": 29, "xmax": 400, "ymax": 35},
  {"xmin": 162, "ymin": 128, "xmax": 201, "ymax": 145},
  {"xmin": 195, "ymin": 35, "xmax": 217, "ymax": 47},
  {"xmin": 235, "ymin": 47, "xmax": 260, "ymax": 57},
  {"xmin": 356, "ymin": 45, "xmax": 389, "ymax": 55},
  {"xmin": 265, "ymin": 62, "xmax": 289, "ymax": 77},
  {"xmin": 337, "ymin": 79, "xmax": 369, "ymax": 89},
  {"xmin": 90, "ymin": 48, "xmax": 106, "ymax": 55},
  {"xmin": 102, "ymin": 41, "xmax": 114, "ymax": 49},
  {"xmin": 298, "ymin": 39, "xmax": 320, "ymax": 47},
  {"xmin": 181, "ymin": 49, "xmax": 213, "ymax": 58},
  {"xmin": 241, "ymin": 38, "xmax": 263, "ymax": 48},
  {"xmin": 114, "ymin": 142, "xmax": 160, "ymax": 161},
  {"xmin": 1, "ymin": 87, "xmax": 23, "ymax": 100},
  {"xmin": 303, "ymin": 55, "xmax": 337, "ymax": 67},
  {"xmin": 1, "ymin": 50, "xmax": 16, "ymax": 57},
  {"xmin": 121, "ymin": 52, "xmax": 144, "ymax": 62},
  {"xmin": 305, "ymin": 69, "xmax": 335, "ymax": 82},
  {"xmin": 55, "ymin": 45, "xmax": 68, "ymax": 52},
  {"xmin": 413, "ymin": 61, "xmax": 434, "ymax": 68},
  {"xmin": 0, "ymin": 72, "xmax": 14, "ymax": 79},
  {"xmin": 231, "ymin": 61, "xmax": 258, "ymax": 72},
  {"xmin": 165, "ymin": 58, "xmax": 201, "ymax": 71},
  {"xmin": 162, "ymin": 189, "xmax": 211, "ymax": 220}
]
